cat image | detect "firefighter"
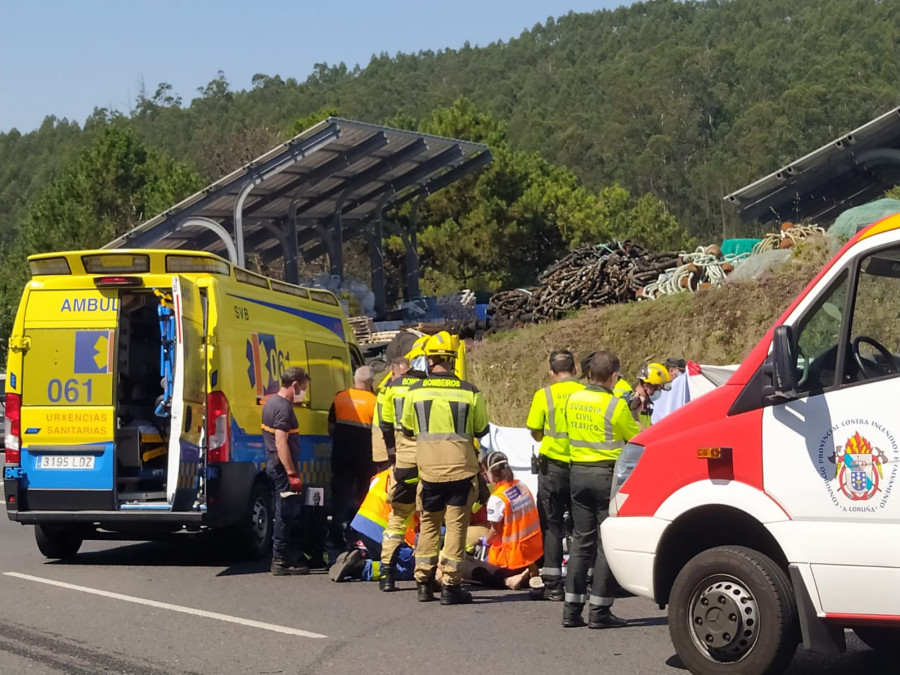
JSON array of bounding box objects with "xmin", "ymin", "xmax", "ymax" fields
[
  {"xmin": 372, "ymin": 357, "xmax": 410, "ymax": 472},
  {"xmin": 401, "ymin": 332, "xmax": 489, "ymax": 605},
  {"xmin": 563, "ymin": 351, "xmax": 640, "ymax": 629},
  {"xmin": 378, "ymin": 348, "xmax": 427, "ymax": 592},
  {"xmin": 630, "ymin": 362, "xmax": 671, "ymax": 429},
  {"xmin": 525, "ymin": 349, "xmax": 584, "ymax": 600}
]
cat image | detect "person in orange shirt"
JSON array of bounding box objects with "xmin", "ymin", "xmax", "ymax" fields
[
  {"xmin": 461, "ymin": 451, "xmax": 543, "ymax": 590},
  {"xmin": 328, "ymin": 366, "xmax": 377, "ymax": 548}
]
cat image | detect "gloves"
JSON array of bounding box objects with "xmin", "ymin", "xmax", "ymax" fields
[{"xmin": 288, "ymin": 475, "xmax": 302, "ymax": 493}]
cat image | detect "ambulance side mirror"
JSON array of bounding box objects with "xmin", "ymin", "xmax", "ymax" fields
[{"xmin": 762, "ymin": 325, "xmax": 799, "ymax": 401}]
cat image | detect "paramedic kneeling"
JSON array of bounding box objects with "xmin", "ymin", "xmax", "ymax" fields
[
  {"xmin": 462, "ymin": 451, "xmax": 543, "ymax": 590},
  {"xmin": 263, "ymin": 367, "xmax": 311, "ymax": 576},
  {"xmin": 562, "ymin": 351, "xmax": 640, "ymax": 628}
]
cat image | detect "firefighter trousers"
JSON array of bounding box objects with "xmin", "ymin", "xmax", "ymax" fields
[
  {"xmin": 381, "ymin": 466, "xmax": 419, "ymax": 568},
  {"xmin": 414, "ymin": 476, "xmax": 476, "ymax": 586}
]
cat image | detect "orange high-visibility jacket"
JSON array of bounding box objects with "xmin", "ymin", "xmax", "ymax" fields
[
  {"xmin": 487, "ymin": 480, "xmax": 543, "ymax": 570},
  {"xmin": 332, "ymin": 388, "xmax": 376, "ymax": 429}
]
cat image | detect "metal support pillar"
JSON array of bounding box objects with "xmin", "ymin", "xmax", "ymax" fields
[
  {"xmin": 405, "ymin": 195, "xmax": 424, "ymax": 299},
  {"xmin": 285, "ymin": 203, "xmax": 300, "ymax": 284}
]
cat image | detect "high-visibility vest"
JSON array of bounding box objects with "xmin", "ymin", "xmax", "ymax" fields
[
  {"xmin": 487, "ymin": 480, "xmax": 543, "ymax": 570},
  {"xmin": 332, "ymin": 388, "xmax": 376, "ymax": 429},
  {"xmin": 350, "ymin": 469, "xmax": 417, "ymax": 548},
  {"xmin": 526, "ymin": 378, "xmax": 584, "ymax": 462},
  {"xmin": 564, "ymin": 385, "xmax": 641, "ymax": 464},
  {"xmin": 401, "ymin": 373, "xmax": 489, "ymax": 483},
  {"xmin": 371, "ymin": 387, "xmax": 389, "ymax": 462},
  {"xmin": 613, "ymin": 377, "xmax": 634, "ymax": 401}
]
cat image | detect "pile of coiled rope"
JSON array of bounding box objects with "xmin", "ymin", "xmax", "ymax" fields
[
  {"xmin": 638, "ymin": 247, "xmax": 750, "ymax": 300},
  {"xmin": 751, "ymin": 223, "xmax": 826, "ymax": 254}
]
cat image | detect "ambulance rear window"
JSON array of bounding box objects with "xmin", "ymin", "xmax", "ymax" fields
[{"xmin": 82, "ymin": 254, "xmax": 150, "ymax": 274}]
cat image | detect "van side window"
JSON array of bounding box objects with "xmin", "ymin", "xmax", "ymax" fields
[
  {"xmin": 794, "ymin": 270, "xmax": 848, "ymax": 392},
  {"xmin": 842, "ymin": 247, "xmax": 900, "ymax": 384}
]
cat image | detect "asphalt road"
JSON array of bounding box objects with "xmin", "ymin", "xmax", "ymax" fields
[{"xmin": 0, "ymin": 510, "xmax": 888, "ymax": 674}]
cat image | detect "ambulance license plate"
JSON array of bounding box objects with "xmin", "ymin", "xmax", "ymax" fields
[{"xmin": 36, "ymin": 455, "xmax": 95, "ymax": 469}]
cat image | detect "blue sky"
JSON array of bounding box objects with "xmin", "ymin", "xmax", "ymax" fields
[{"xmin": 0, "ymin": 0, "xmax": 629, "ymax": 133}]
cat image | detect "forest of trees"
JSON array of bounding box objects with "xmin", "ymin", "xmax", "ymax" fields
[{"xmin": 2, "ymin": 0, "xmax": 900, "ymax": 334}]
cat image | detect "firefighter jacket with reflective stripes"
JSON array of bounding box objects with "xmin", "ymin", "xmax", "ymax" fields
[
  {"xmin": 563, "ymin": 384, "xmax": 641, "ymax": 464},
  {"xmin": 381, "ymin": 374, "xmax": 425, "ymax": 468},
  {"xmin": 371, "ymin": 387, "xmax": 389, "ymax": 463},
  {"xmin": 487, "ymin": 480, "xmax": 543, "ymax": 570},
  {"xmin": 350, "ymin": 469, "xmax": 417, "ymax": 548},
  {"xmin": 526, "ymin": 378, "xmax": 584, "ymax": 462},
  {"xmin": 400, "ymin": 372, "xmax": 489, "ymax": 482}
]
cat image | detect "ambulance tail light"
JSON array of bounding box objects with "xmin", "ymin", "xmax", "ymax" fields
[
  {"xmin": 611, "ymin": 442, "xmax": 644, "ymax": 500},
  {"xmin": 4, "ymin": 393, "xmax": 21, "ymax": 465},
  {"xmin": 207, "ymin": 391, "xmax": 230, "ymax": 463},
  {"xmin": 93, "ymin": 276, "xmax": 143, "ymax": 287}
]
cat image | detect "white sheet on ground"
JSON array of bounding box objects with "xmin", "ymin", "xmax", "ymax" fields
[
  {"xmin": 478, "ymin": 425, "xmax": 539, "ymax": 496},
  {"xmin": 651, "ymin": 372, "xmax": 690, "ymax": 424}
]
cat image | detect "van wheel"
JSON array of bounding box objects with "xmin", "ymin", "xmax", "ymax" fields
[
  {"xmin": 228, "ymin": 482, "xmax": 272, "ymax": 560},
  {"xmin": 34, "ymin": 524, "xmax": 83, "ymax": 559},
  {"xmin": 668, "ymin": 546, "xmax": 798, "ymax": 675},
  {"xmin": 854, "ymin": 626, "xmax": 900, "ymax": 653}
]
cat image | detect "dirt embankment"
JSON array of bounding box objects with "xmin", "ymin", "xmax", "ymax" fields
[{"xmin": 468, "ymin": 238, "xmax": 833, "ymax": 426}]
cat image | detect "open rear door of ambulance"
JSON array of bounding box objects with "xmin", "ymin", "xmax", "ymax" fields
[{"xmin": 166, "ymin": 277, "xmax": 207, "ymax": 511}]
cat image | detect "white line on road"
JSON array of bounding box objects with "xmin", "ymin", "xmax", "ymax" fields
[{"xmin": 4, "ymin": 572, "xmax": 327, "ymax": 639}]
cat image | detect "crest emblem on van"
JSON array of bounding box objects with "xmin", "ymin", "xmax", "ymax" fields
[
  {"xmin": 817, "ymin": 422, "xmax": 899, "ymax": 511},
  {"xmin": 835, "ymin": 432, "xmax": 883, "ymax": 501}
]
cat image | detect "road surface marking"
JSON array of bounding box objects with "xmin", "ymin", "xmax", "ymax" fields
[{"xmin": 4, "ymin": 572, "xmax": 327, "ymax": 639}]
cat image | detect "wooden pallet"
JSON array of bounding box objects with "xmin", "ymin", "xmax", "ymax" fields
[{"xmin": 348, "ymin": 316, "xmax": 373, "ymax": 343}]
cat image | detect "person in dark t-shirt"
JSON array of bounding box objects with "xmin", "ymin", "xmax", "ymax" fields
[{"xmin": 262, "ymin": 366, "xmax": 310, "ymax": 575}]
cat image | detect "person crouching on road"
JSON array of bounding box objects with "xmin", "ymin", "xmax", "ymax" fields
[
  {"xmin": 460, "ymin": 451, "xmax": 543, "ymax": 590},
  {"xmin": 329, "ymin": 468, "xmax": 417, "ymax": 584},
  {"xmin": 563, "ymin": 351, "xmax": 640, "ymax": 628},
  {"xmin": 263, "ymin": 367, "xmax": 311, "ymax": 576},
  {"xmin": 328, "ymin": 366, "xmax": 377, "ymax": 548},
  {"xmin": 401, "ymin": 331, "xmax": 489, "ymax": 606},
  {"xmin": 526, "ymin": 349, "xmax": 583, "ymax": 600}
]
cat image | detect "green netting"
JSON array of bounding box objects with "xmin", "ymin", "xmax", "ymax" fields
[
  {"xmin": 720, "ymin": 238, "xmax": 762, "ymax": 256},
  {"xmin": 830, "ymin": 198, "xmax": 900, "ymax": 241}
]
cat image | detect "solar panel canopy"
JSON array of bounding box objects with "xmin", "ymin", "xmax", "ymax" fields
[{"xmin": 105, "ymin": 118, "xmax": 492, "ymax": 315}]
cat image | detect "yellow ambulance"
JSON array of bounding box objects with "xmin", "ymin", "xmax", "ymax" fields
[{"xmin": 3, "ymin": 249, "xmax": 363, "ymax": 559}]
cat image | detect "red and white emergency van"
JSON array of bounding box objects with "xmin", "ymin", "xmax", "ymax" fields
[{"xmin": 603, "ymin": 215, "xmax": 900, "ymax": 674}]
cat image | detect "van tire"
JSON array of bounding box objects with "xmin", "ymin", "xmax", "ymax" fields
[
  {"xmin": 854, "ymin": 626, "xmax": 900, "ymax": 653},
  {"xmin": 668, "ymin": 545, "xmax": 798, "ymax": 675},
  {"xmin": 34, "ymin": 524, "xmax": 83, "ymax": 559},
  {"xmin": 227, "ymin": 482, "xmax": 273, "ymax": 560}
]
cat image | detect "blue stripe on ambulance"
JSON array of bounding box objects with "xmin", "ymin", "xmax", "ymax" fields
[
  {"xmin": 22, "ymin": 442, "xmax": 113, "ymax": 490},
  {"xmin": 229, "ymin": 419, "xmax": 332, "ymax": 486},
  {"xmin": 225, "ymin": 293, "xmax": 345, "ymax": 341}
]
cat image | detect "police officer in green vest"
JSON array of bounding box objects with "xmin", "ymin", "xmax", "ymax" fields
[
  {"xmin": 526, "ymin": 349, "xmax": 584, "ymax": 601},
  {"xmin": 401, "ymin": 332, "xmax": 489, "ymax": 606},
  {"xmin": 562, "ymin": 350, "xmax": 640, "ymax": 629}
]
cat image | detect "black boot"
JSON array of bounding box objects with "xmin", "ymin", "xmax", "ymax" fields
[
  {"xmin": 588, "ymin": 606, "xmax": 627, "ymax": 629},
  {"xmin": 417, "ymin": 581, "xmax": 435, "ymax": 602},
  {"xmin": 379, "ymin": 568, "xmax": 396, "ymax": 592},
  {"xmin": 562, "ymin": 603, "xmax": 586, "ymax": 628},
  {"xmin": 440, "ymin": 584, "xmax": 473, "ymax": 606},
  {"xmin": 271, "ymin": 558, "xmax": 311, "ymax": 576}
]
